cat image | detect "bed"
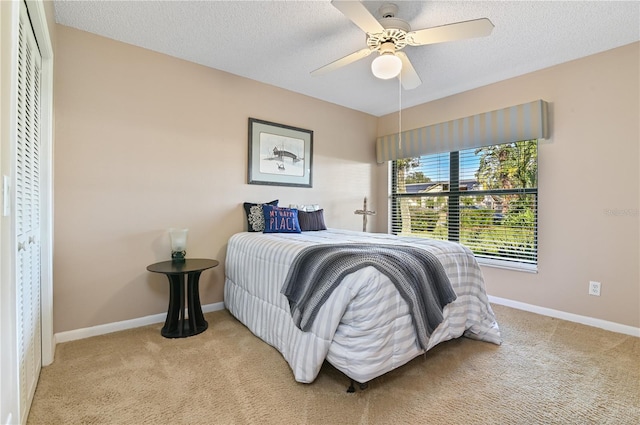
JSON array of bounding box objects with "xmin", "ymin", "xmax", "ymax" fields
[{"xmin": 224, "ymin": 228, "xmax": 501, "ymax": 385}]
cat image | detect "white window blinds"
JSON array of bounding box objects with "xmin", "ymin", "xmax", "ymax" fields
[{"xmin": 392, "ymin": 140, "xmax": 538, "ymax": 269}]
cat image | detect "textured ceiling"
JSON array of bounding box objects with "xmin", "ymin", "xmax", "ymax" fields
[{"xmin": 53, "ymin": 0, "xmax": 640, "ymax": 117}]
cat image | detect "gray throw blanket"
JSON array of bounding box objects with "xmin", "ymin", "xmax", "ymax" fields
[{"xmin": 281, "ymin": 243, "xmax": 457, "ymax": 350}]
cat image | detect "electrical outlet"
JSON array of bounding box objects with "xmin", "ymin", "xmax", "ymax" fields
[{"xmin": 589, "ymin": 281, "xmax": 601, "ymax": 296}]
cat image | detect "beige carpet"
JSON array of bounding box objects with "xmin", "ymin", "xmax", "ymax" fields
[{"xmin": 28, "ymin": 305, "xmax": 639, "ymax": 424}]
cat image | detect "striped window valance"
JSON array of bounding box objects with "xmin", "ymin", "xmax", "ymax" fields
[{"xmin": 376, "ymin": 99, "xmax": 549, "ymax": 163}]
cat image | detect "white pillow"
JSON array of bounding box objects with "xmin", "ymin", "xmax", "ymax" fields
[{"xmin": 289, "ymin": 204, "xmax": 320, "ymax": 212}]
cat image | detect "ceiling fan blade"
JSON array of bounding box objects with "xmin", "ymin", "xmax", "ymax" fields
[
  {"xmin": 311, "ymin": 48, "xmax": 373, "ymax": 76},
  {"xmin": 406, "ymin": 18, "xmax": 494, "ymax": 46},
  {"xmin": 331, "ymin": 0, "xmax": 384, "ymax": 34},
  {"xmin": 396, "ymin": 52, "xmax": 422, "ymax": 90}
]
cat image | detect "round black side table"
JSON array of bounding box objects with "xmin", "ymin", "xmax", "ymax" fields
[{"xmin": 146, "ymin": 258, "xmax": 219, "ymax": 338}]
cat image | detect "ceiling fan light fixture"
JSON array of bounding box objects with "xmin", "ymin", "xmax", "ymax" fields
[{"xmin": 371, "ymin": 52, "xmax": 402, "ymax": 80}]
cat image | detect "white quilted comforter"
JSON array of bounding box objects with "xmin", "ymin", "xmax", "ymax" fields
[{"xmin": 224, "ymin": 229, "xmax": 501, "ymax": 384}]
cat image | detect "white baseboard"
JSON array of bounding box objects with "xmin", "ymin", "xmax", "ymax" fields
[
  {"xmin": 53, "ymin": 297, "xmax": 639, "ymax": 346},
  {"xmin": 54, "ymin": 302, "xmax": 226, "ymax": 344},
  {"xmin": 489, "ymin": 296, "xmax": 640, "ymax": 337}
]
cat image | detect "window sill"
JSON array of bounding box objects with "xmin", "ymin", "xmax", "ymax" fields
[{"xmin": 476, "ymin": 257, "xmax": 538, "ymax": 273}]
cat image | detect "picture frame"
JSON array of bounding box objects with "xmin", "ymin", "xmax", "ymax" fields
[{"xmin": 248, "ymin": 118, "xmax": 313, "ymax": 188}]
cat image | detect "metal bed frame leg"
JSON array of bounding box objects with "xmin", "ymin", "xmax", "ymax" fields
[{"xmin": 346, "ymin": 379, "xmax": 369, "ymax": 393}]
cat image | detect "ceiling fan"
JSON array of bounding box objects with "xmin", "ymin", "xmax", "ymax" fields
[{"xmin": 311, "ymin": 1, "xmax": 494, "ymax": 90}]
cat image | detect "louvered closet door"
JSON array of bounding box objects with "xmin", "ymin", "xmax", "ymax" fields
[{"xmin": 16, "ymin": 1, "xmax": 43, "ymax": 420}]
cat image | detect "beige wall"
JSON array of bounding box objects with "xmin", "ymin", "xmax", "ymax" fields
[
  {"xmin": 54, "ymin": 23, "xmax": 638, "ymax": 333},
  {"xmin": 53, "ymin": 25, "xmax": 379, "ymax": 333},
  {"xmin": 378, "ymin": 42, "xmax": 640, "ymax": 328}
]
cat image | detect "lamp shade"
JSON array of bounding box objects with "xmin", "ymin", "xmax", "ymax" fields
[
  {"xmin": 169, "ymin": 228, "xmax": 188, "ymax": 261},
  {"xmin": 371, "ymin": 53, "xmax": 402, "ymax": 80}
]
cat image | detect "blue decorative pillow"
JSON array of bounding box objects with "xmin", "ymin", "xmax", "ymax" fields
[{"xmin": 262, "ymin": 205, "xmax": 301, "ymax": 233}]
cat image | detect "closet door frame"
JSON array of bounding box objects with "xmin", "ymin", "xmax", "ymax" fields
[{"xmin": 24, "ymin": 0, "xmax": 54, "ymax": 369}]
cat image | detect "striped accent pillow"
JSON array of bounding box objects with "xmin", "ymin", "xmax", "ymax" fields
[{"xmin": 298, "ymin": 209, "xmax": 327, "ymax": 231}]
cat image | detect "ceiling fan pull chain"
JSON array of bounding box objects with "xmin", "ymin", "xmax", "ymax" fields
[{"xmin": 398, "ymin": 73, "xmax": 402, "ymax": 151}]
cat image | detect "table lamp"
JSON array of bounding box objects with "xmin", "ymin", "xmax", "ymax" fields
[{"xmin": 169, "ymin": 228, "xmax": 188, "ymax": 262}]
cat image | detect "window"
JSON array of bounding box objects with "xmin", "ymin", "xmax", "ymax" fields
[{"xmin": 391, "ymin": 140, "xmax": 538, "ymax": 270}]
